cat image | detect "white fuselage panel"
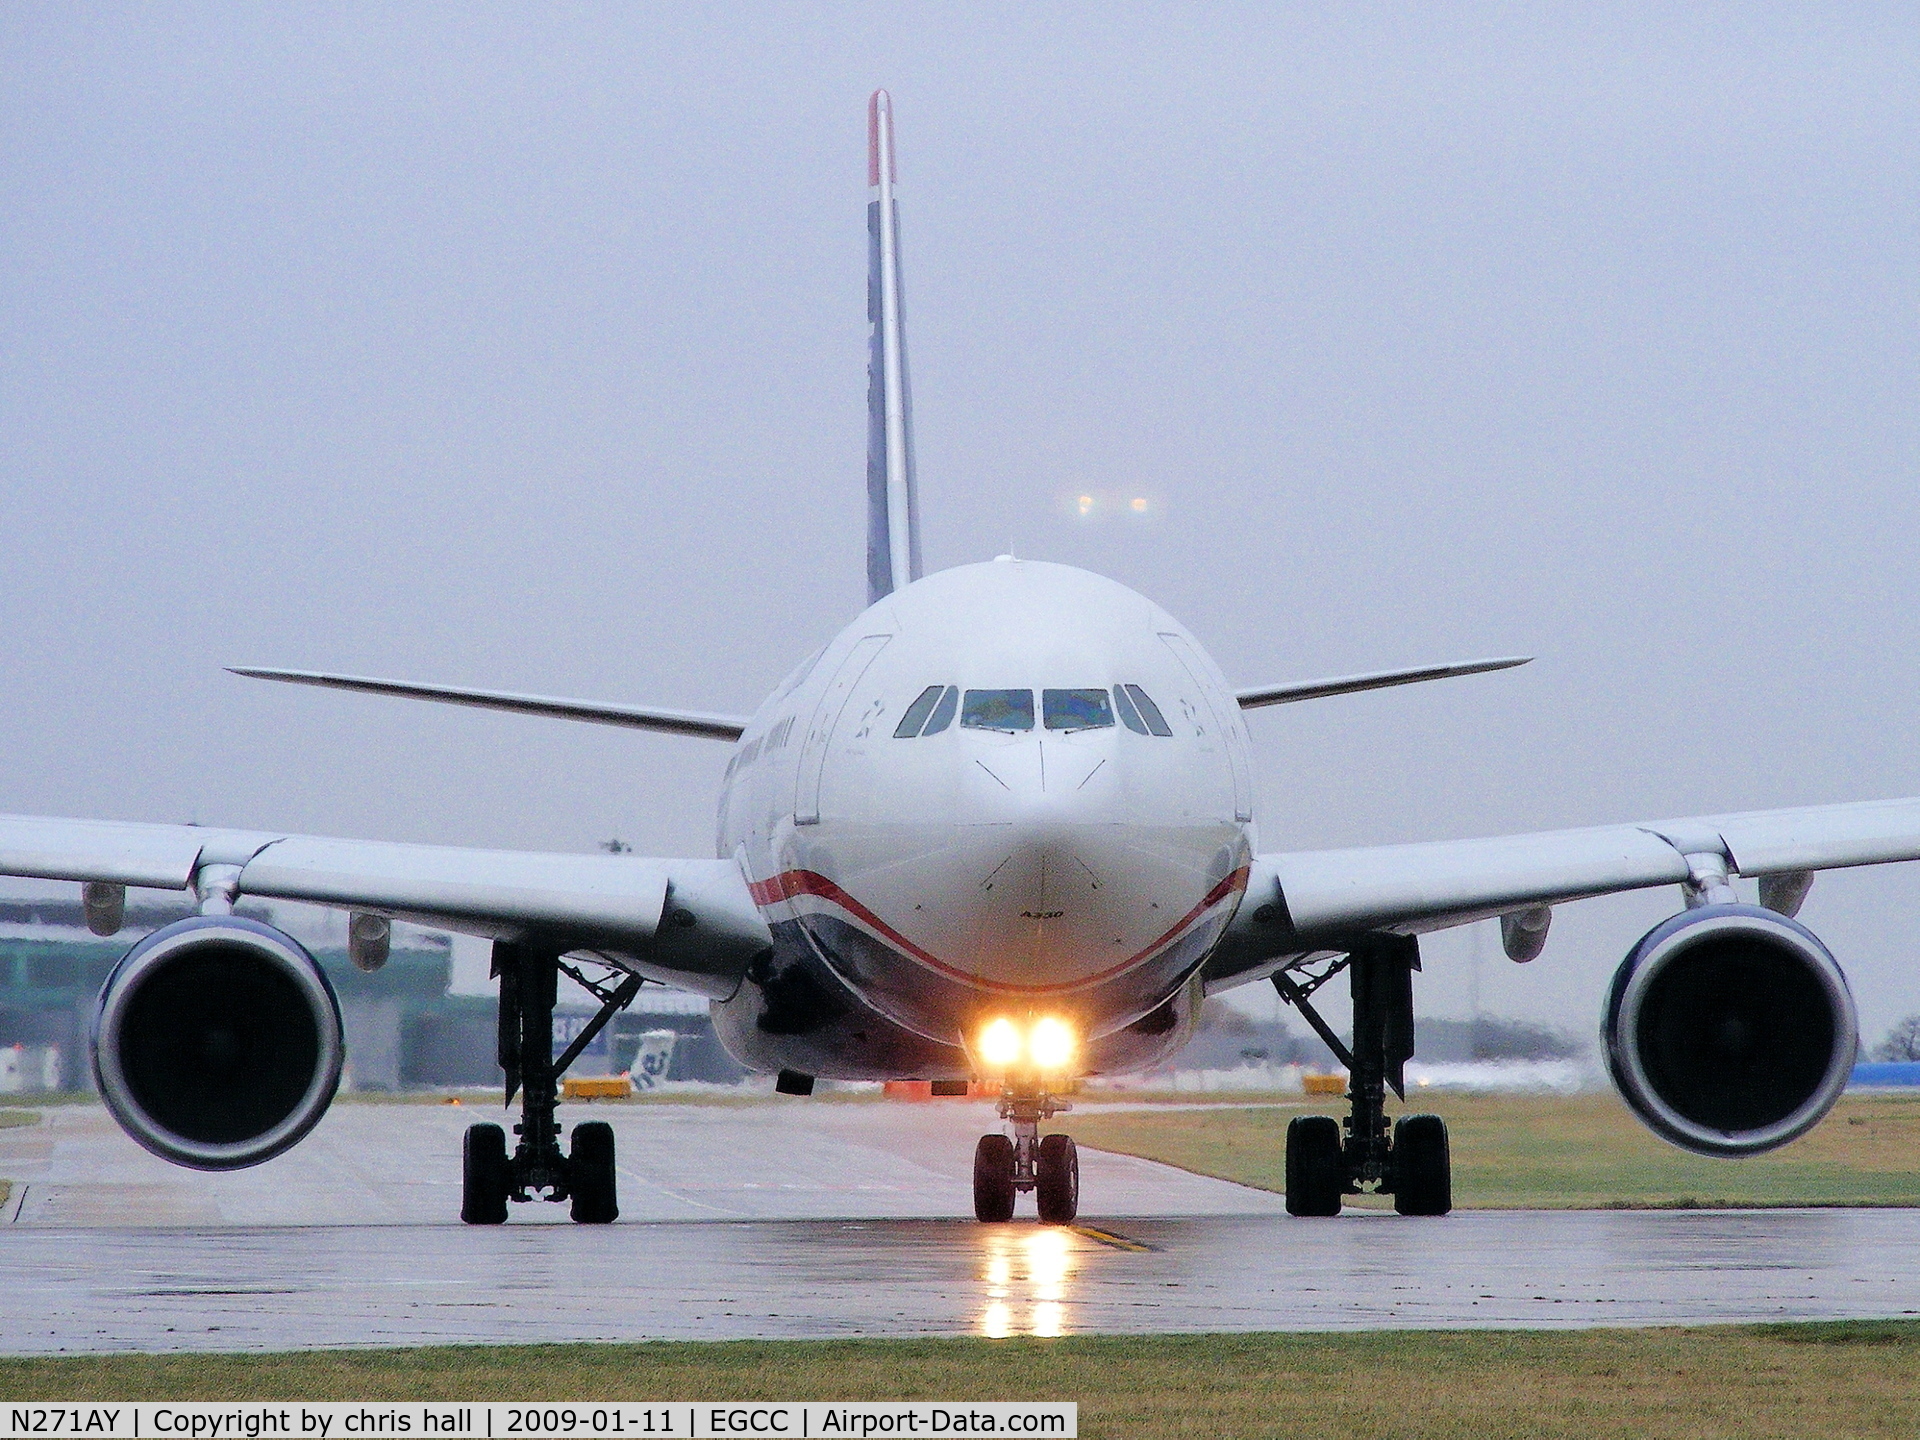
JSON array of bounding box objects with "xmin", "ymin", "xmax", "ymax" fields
[{"xmin": 718, "ymin": 559, "xmax": 1255, "ymax": 1052}]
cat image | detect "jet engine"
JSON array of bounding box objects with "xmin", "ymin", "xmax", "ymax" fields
[
  {"xmin": 1603, "ymin": 903, "xmax": 1856, "ymax": 1156},
  {"xmin": 91, "ymin": 916, "xmax": 344, "ymax": 1170}
]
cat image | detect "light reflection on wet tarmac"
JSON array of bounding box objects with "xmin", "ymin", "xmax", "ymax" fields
[
  {"xmin": 978, "ymin": 1227, "xmax": 1077, "ymax": 1337},
  {"xmin": 5, "ymin": 1104, "xmax": 1920, "ymax": 1354},
  {"xmin": 7, "ymin": 1209, "xmax": 1920, "ymax": 1355}
]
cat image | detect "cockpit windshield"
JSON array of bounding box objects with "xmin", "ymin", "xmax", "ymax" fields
[
  {"xmin": 961, "ymin": 689, "xmax": 1034, "ymax": 732},
  {"xmin": 906, "ymin": 686, "xmax": 1165, "ymax": 737},
  {"xmin": 1043, "ymin": 688, "xmax": 1114, "ymax": 732}
]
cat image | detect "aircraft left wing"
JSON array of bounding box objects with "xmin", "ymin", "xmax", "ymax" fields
[
  {"xmin": 1208, "ymin": 794, "xmax": 1920, "ymax": 986},
  {"xmin": 0, "ymin": 812, "xmax": 767, "ymax": 999}
]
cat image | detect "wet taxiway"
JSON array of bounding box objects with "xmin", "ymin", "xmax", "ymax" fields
[{"xmin": 5, "ymin": 1101, "xmax": 1920, "ymax": 1353}]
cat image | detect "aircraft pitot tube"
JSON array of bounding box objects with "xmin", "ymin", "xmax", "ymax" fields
[
  {"xmin": 91, "ymin": 916, "xmax": 344, "ymax": 1170},
  {"xmin": 1603, "ymin": 904, "xmax": 1857, "ymax": 1157}
]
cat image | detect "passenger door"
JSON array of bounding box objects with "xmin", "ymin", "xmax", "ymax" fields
[{"xmin": 794, "ymin": 635, "xmax": 892, "ymax": 824}]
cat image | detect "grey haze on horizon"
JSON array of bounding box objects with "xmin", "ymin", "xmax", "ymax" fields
[{"xmin": 2, "ymin": 5, "xmax": 1916, "ymax": 1043}]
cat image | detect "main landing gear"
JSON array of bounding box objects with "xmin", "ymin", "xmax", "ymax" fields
[
  {"xmin": 1273, "ymin": 934, "xmax": 1452, "ymax": 1218},
  {"xmin": 462, "ymin": 939, "xmax": 641, "ymax": 1225},
  {"xmin": 973, "ymin": 1087, "xmax": 1079, "ymax": 1224}
]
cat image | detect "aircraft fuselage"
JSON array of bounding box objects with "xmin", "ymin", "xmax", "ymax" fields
[{"xmin": 712, "ymin": 558, "xmax": 1256, "ymax": 1081}]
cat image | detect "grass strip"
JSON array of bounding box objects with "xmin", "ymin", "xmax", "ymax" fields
[
  {"xmin": 0, "ymin": 1109, "xmax": 41, "ymax": 1131},
  {"xmin": 5, "ymin": 1323, "xmax": 1920, "ymax": 1438},
  {"xmin": 1065, "ymin": 1092, "xmax": 1920, "ymax": 1209}
]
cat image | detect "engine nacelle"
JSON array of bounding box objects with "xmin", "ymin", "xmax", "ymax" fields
[
  {"xmin": 91, "ymin": 916, "xmax": 344, "ymax": 1170},
  {"xmin": 1604, "ymin": 903, "xmax": 1856, "ymax": 1156}
]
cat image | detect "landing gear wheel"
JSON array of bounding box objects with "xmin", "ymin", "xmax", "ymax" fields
[
  {"xmin": 1392, "ymin": 1114, "xmax": 1451, "ymax": 1216},
  {"xmin": 1284, "ymin": 1114, "xmax": 1344, "ymax": 1217},
  {"xmin": 569, "ymin": 1120, "xmax": 619, "ymax": 1224},
  {"xmin": 973, "ymin": 1133, "xmax": 1016, "ymax": 1222},
  {"xmin": 461, "ymin": 1122, "xmax": 509, "ymax": 1225},
  {"xmin": 1035, "ymin": 1133, "xmax": 1079, "ymax": 1225}
]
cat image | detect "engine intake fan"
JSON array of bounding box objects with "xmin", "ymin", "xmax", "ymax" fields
[
  {"xmin": 1604, "ymin": 903, "xmax": 1856, "ymax": 1156},
  {"xmin": 91, "ymin": 916, "xmax": 344, "ymax": 1170}
]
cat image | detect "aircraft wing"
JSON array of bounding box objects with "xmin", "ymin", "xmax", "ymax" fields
[
  {"xmin": 1209, "ymin": 795, "xmax": 1920, "ymax": 985},
  {"xmin": 0, "ymin": 812, "xmax": 767, "ymax": 999}
]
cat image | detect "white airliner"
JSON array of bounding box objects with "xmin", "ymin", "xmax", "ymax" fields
[{"xmin": 6, "ymin": 92, "xmax": 1914, "ymax": 1226}]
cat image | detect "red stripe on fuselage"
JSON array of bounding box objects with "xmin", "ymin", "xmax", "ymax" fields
[{"xmin": 748, "ymin": 865, "xmax": 1250, "ymax": 995}]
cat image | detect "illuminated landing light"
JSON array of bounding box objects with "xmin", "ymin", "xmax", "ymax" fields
[
  {"xmin": 1029, "ymin": 1016, "xmax": 1077, "ymax": 1072},
  {"xmin": 980, "ymin": 1017, "xmax": 1023, "ymax": 1069},
  {"xmin": 1077, "ymin": 495, "xmax": 1095, "ymax": 516},
  {"xmin": 1031, "ymin": 1301, "xmax": 1065, "ymax": 1337},
  {"xmin": 1130, "ymin": 497, "xmax": 1148, "ymax": 513}
]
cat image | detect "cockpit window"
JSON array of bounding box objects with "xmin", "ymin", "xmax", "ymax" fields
[
  {"xmin": 894, "ymin": 685, "xmax": 946, "ymax": 738},
  {"xmin": 894, "ymin": 685, "xmax": 959, "ymax": 737},
  {"xmin": 1043, "ymin": 688, "xmax": 1114, "ymax": 732},
  {"xmin": 1117, "ymin": 683, "xmax": 1174, "ymax": 737},
  {"xmin": 961, "ymin": 689, "xmax": 1034, "ymax": 732},
  {"xmin": 922, "ymin": 684, "xmax": 959, "ymax": 734}
]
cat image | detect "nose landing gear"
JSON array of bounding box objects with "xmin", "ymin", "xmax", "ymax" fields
[
  {"xmin": 972, "ymin": 1085, "xmax": 1079, "ymax": 1224},
  {"xmin": 1274, "ymin": 934, "xmax": 1452, "ymax": 1217}
]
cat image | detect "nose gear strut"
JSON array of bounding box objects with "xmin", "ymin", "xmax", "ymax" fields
[
  {"xmin": 1273, "ymin": 933, "xmax": 1451, "ymax": 1217},
  {"xmin": 973, "ymin": 1083, "xmax": 1079, "ymax": 1224}
]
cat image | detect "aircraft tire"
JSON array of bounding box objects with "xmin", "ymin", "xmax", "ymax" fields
[
  {"xmin": 1392, "ymin": 1114, "xmax": 1452, "ymax": 1217},
  {"xmin": 461, "ymin": 1122, "xmax": 510, "ymax": 1225},
  {"xmin": 1284, "ymin": 1114, "xmax": 1344, "ymax": 1217},
  {"xmin": 973, "ymin": 1133, "xmax": 1016, "ymax": 1222},
  {"xmin": 1035, "ymin": 1133, "xmax": 1079, "ymax": 1224},
  {"xmin": 569, "ymin": 1120, "xmax": 619, "ymax": 1224}
]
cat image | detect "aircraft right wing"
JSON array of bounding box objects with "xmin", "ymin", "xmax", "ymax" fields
[
  {"xmin": 0, "ymin": 812, "xmax": 768, "ymax": 999},
  {"xmin": 1207, "ymin": 794, "xmax": 1920, "ymax": 986}
]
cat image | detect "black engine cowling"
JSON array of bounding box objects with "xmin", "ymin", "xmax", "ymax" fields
[
  {"xmin": 1603, "ymin": 903, "xmax": 1856, "ymax": 1156},
  {"xmin": 91, "ymin": 916, "xmax": 344, "ymax": 1170}
]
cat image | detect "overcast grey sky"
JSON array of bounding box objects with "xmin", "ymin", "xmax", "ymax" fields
[{"xmin": 2, "ymin": 5, "xmax": 1916, "ymax": 1042}]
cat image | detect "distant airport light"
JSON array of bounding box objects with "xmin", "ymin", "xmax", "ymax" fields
[
  {"xmin": 980, "ymin": 1016, "xmax": 1023, "ymax": 1069},
  {"xmin": 1029, "ymin": 1016, "xmax": 1076, "ymax": 1072}
]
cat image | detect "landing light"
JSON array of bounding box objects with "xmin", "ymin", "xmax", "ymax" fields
[
  {"xmin": 976, "ymin": 1015, "xmax": 1079, "ymax": 1076},
  {"xmin": 980, "ymin": 1017, "xmax": 1024, "ymax": 1069},
  {"xmin": 1029, "ymin": 1016, "xmax": 1076, "ymax": 1071}
]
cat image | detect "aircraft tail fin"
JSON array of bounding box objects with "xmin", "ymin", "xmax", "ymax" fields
[{"xmin": 866, "ymin": 89, "xmax": 922, "ymax": 605}]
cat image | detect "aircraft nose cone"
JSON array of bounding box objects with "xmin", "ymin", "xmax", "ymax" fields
[{"xmin": 953, "ymin": 819, "xmax": 1239, "ymax": 989}]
